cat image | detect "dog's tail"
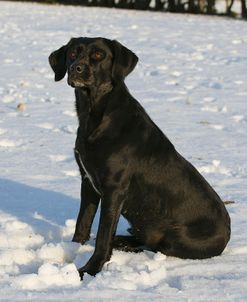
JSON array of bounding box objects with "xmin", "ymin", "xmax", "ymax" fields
[{"xmin": 223, "ymin": 200, "xmax": 235, "ymax": 205}]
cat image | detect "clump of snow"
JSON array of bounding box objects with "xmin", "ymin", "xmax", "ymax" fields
[
  {"xmin": 0, "ymin": 249, "xmax": 35, "ymax": 266},
  {"xmin": 37, "ymin": 243, "xmax": 67, "ymax": 264},
  {"xmin": 12, "ymin": 263, "xmax": 81, "ymax": 290},
  {"xmin": 87, "ymin": 251, "xmax": 167, "ymax": 291},
  {"xmin": 0, "ymin": 212, "xmax": 44, "ymax": 249}
]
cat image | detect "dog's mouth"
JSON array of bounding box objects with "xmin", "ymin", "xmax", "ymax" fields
[{"xmin": 68, "ymin": 78, "xmax": 86, "ymax": 88}]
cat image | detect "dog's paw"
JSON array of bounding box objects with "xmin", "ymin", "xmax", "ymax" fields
[
  {"xmin": 78, "ymin": 260, "xmax": 102, "ymax": 279},
  {"xmin": 78, "ymin": 266, "xmax": 97, "ymax": 278},
  {"xmin": 72, "ymin": 234, "xmax": 89, "ymax": 245}
]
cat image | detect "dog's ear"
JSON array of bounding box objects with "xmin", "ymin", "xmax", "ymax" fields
[
  {"xmin": 111, "ymin": 40, "xmax": 138, "ymax": 83},
  {"xmin": 49, "ymin": 45, "xmax": 68, "ymax": 81}
]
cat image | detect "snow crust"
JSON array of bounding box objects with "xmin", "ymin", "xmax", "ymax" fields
[{"xmin": 0, "ymin": 1, "xmax": 247, "ymax": 301}]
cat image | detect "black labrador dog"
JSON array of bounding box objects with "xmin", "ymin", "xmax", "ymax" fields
[{"xmin": 49, "ymin": 37, "xmax": 231, "ymax": 279}]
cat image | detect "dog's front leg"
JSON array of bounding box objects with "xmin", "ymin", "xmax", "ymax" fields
[
  {"xmin": 78, "ymin": 193, "xmax": 123, "ymax": 279},
  {"xmin": 72, "ymin": 177, "xmax": 100, "ymax": 244}
]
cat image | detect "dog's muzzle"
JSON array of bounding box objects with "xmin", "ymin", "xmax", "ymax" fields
[{"xmin": 68, "ymin": 63, "xmax": 90, "ymax": 88}]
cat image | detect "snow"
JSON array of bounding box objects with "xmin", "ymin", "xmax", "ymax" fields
[{"xmin": 0, "ymin": 1, "xmax": 247, "ymax": 301}]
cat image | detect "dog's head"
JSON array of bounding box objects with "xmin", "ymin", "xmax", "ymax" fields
[{"xmin": 49, "ymin": 37, "xmax": 138, "ymax": 88}]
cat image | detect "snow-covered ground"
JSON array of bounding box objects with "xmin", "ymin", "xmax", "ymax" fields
[{"xmin": 0, "ymin": 1, "xmax": 247, "ymax": 301}]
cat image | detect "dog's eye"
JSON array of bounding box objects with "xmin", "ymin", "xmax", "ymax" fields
[
  {"xmin": 91, "ymin": 51, "xmax": 104, "ymax": 61},
  {"xmin": 69, "ymin": 51, "xmax": 77, "ymax": 60}
]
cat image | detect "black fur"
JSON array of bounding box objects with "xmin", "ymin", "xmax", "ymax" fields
[{"xmin": 49, "ymin": 37, "xmax": 231, "ymax": 279}]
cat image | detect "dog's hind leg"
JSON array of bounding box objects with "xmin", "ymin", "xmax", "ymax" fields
[{"xmin": 113, "ymin": 235, "xmax": 143, "ymax": 253}]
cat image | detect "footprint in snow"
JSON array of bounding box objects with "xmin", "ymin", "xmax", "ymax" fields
[
  {"xmin": 0, "ymin": 128, "xmax": 7, "ymax": 135},
  {"xmin": 40, "ymin": 97, "xmax": 56, "ymax": 103},
  {"xmin": 203, "ymin": 97, "xmax": 216, "ymax": 103},
  {"xmin": 167, "ymin": 96, "xmax": 185, "ymax": 103},
  {"xmin": 61, "ymin": 125, "xmax": 77, "ymax": 134},
  {"xmin": 202, "ymin": 81, "xmax": 222, "ymax": 90},
  {"xmin": 36, "ymin": 123, "xmax": 61, "ymax": 133},
  {"xmin": 8, "ymin": 112, "xmax": 20, "ymax": 117},
  {"xmin": 209, "ymin": 124, "xmax": 224, "ymax": 130},
  {"xmin": 232, "ymin": 115, "xmax": 245, "ymax": 123},
  {"xmin": 234, "ymin": 80, "xmax": 244, "ymax": 85},
  {"xmin": 36, "ymin": 123, "xmax": 76, "ymax": 134},
  {"xmin": 0, "ymin": 139, "xmax": 21, "ymax": 148},
  {"xmin": 232, "ymin": 39, "xmax": 243, "ymax": 45},
  {"xmin": 63, "ymin": 170, "xmax": 80, "ymax": 177},
  {"xmin": 19, "ymin": 80, "xmax": 30, "ymax": 87},
  {"xmin": 157, "ymin": 65, "xmax": 168, "ymax": 71},
  {"xmin": 35, "ymin": 84, "xmax": 45, "ymax": 89},
  {"xmin": 201, "ymin": 105, "xmax": 219, "ymax": 113},
  {"xmin": 148, "ymin": 70, "xmax": 160, "ymax": 76},
  {"xmin": 36, "ymin": 123, "xmax": 55, "ymax": 130},
  {"xmin": 49, "ymin": 154, "xmax": 68, "ymax": 162},
  {"xmin": 63, "ymin": 110, "xmax": 76, "ymax": 118},
  {"xmin": 2, "ymin": 94, "xmax": 15, "ymax": 104},
  {"xmin": 230, "ymin": 246, "xmax": 247, "ymax": 255},
  {"xmin": 199, "ymin": 121, "xmax": 224, "ymax": 130},
  {"xmin": 171, "ymin": 71, "xmax": 183, "ymax": 77},
  {"xmin": 198, "ymin": 160, "xmax": 231, "ymax": 176},
  {"xmin": 201, "ymin": 96, "xmax": 227, "ymax": 113}
]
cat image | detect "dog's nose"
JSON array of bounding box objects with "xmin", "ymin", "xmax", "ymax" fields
[
  {"xmin": 70, "ymin": 64, "xmax": 83, "ymax": 74},
  {"xmin": 76, "ymin": 65, "xmax": 83, "ymax": 74}
]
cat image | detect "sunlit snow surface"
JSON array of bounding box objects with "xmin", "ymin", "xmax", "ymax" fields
[{"xmin": 0, "ymin": 1, "xmax": 247, "ymax": 301}]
